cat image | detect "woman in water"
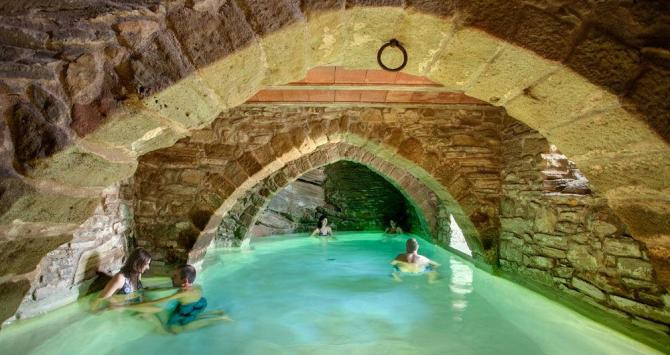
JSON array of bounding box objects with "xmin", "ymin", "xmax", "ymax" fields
[
  {"xmin": 311, "ymin": 216, "xmax": 334, "ymax": 238},
  {"xmin": 93, "ymin": 247, "xmax": 152, "ymax": 309},
  {"xmin": 384, "ymin": 219, "xmax": 403, "ymax": 235}
]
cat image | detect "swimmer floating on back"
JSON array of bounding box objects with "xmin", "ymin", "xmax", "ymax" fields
[
  {"xmin": 311, "ymin": 216, "xmax": 335, "ymax": 239},
  {"xmin": 122, "ymin": 265, "xmax": 230, "ymax": 334},
  {"xmin": 391, "ymin": 238, "xmax": 440, "ymax": 283}
]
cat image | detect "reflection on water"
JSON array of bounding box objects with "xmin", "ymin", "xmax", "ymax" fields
[{"xmin": 448, "ymin": 258, "xmax": 473, "ymax": 319}]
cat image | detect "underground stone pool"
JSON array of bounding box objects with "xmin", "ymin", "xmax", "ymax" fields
[{"xmin": 0, "ymin": 232, "xmax": 660, "ymax": 355}]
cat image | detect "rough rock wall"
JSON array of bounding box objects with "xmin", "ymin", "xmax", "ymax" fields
[
  {"xmin": 499, "ymin": 119, "xmax": 670, "ymax": 334},
  {"xmin": 542, "ymin": 146, "xmax": 591, "ymax": 195},
  {"xmin": 2, "ymin": 183, "xmax": 132, "ymax": 324},
  {"xmin": 134, "ymin": 105, "xmax": 503, "ymax": 262},
  {"xmin": 250, "ymin": 168, "xmax": 326, "ymax": 237}
]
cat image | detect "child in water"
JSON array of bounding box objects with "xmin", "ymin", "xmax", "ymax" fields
[
  {"xmin": 391, "ymin": 238, "xmax": 440, "ymax": 283},
  {"xmin": 124, "ymin": 265, "xmax": 230, "ymax": 333}
]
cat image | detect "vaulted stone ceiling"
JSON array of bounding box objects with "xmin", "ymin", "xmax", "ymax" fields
[{"xmin": 0, "ymin": 0, "xmax": 669, "ymax": 337}]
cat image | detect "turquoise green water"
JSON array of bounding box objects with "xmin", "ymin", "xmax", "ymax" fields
[{"xmin": 0, "ymin": 232, "xmax": 660, "ymax": 354}]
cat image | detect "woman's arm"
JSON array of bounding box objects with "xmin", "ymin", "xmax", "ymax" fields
[
  {"xmin": 129, "ymin": 291, "xmax": 183, "ymax": 307},
  {"xmin": 99, "ymin": 274, "xmax": 125, "ymax": 299},
  {"xmin": 91, "ymin": 274, "xmax": 125, "ymax": 311},
  {"xmin": 310, "ymin": 228, "xmax": 318, "ymax": 237}
]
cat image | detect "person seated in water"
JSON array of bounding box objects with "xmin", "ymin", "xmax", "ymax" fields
[
  {"xmin": 310, "ymin": 216, "xmax": 334, "ymax": 239},
  {"xmin": 92, "ymin": 248, "xmax": 152, "ymax": 310},
  {"xmin": 391, "ymin": 238, "xmax": 440, "ymax": 282},
  {"xmin": 124, "ymin": 265, "xmax": 230, "ymax": 333},
  {"xmin": 384, "ymin": 219, "xmax": 403, "ymax": 235}
]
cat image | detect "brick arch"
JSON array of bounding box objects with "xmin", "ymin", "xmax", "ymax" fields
[{"xmin": 187, "ymin": 142, "xmax": 488, "ymax": 266}]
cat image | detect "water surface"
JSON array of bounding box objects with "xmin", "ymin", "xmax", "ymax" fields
[{"xmin": 0, "ymin": 232, "xmax": 659, "ymax": 354}]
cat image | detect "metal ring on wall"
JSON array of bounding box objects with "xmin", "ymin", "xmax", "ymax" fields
[{"xmin": 377, "ymin": 39, "xmax": 408, "ymax": 72}]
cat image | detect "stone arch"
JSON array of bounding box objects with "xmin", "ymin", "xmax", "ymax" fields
[
  {"xmin": 2, "ymin": 3, "xmax": 666, "ymax": 276},
  {"xmin": 2, "ymin": 0, "xmax": 670, "ymax": 325},
  {"xmin": 215, "ymin": 158, "xmax": 437, "ymax": 247},
  {"xmin": 187, "ymin": 141, "xmax": 486, "ymax": 266}
]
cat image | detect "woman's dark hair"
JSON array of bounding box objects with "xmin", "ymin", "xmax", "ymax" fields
[
  {"xmin": 318, "ymin": 215, "xmax": 327, "ymax": 228},
  {"xmin": 120, "ymin": 247, "xmax": 151, "ymax": 276}
]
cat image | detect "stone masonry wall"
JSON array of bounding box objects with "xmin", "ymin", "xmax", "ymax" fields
[
  {"xmin": 6, "ymin": 183, "xmax": 132, "ymax": 323},
  {"xmin": 499, "ymin": 119, "xmax": 670, "ymax": 334},
  {"xmin": 322, "ymin": 161, "xmax": 416, "ymax": 232},
  {"xmin": 134, "ymin": 105, "xmax": 503, "ymax": 262}
]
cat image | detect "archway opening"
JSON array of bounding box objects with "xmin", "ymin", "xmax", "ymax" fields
[
  {"xmin": 203, "ymin": 149, "xmax": 477, "ymax": 260},
  {"xmin": 449, "ymin": 214, "xmax": 471, "ymax": 257},
  {"xmin": 248, "ymin": 161, "xmax": 424, "ymax": 237}
]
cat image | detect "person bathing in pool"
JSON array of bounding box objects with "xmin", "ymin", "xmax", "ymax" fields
[
  {"xmin": 311, "ymin": 216, "xmax": 335, "ymax": 239},
  {"xmin": 391, "ymin": 238, "xmax": 440, "ymax": 283},
  {"xmin": 381, "ymin": 219, "xmax": 402, "ymax": 243},
  {"xmin": 384, "ymin": 219, "xmax": 403, "ymax": 235},
  {"xmin": 124, "ymin": 265, "xmax": 230, "ymax": 333},
  {"xmin": 92, "ymin": 248, "xmax": 152, "ymax": 310}
]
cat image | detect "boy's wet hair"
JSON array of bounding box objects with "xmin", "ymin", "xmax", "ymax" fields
[
  {"xmin": 179, "ymin": 264, "xmax": 197, "ymax": 284},
  {"xmin": 406, "ymin": 238, "xmax": 419, "ymax": 252}
]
